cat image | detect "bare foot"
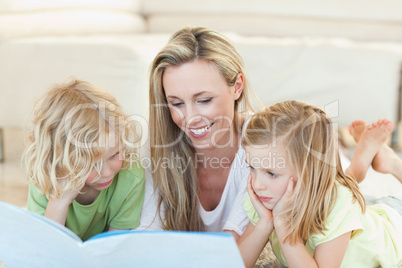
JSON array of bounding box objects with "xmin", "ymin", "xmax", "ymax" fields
[
  {"xmin": 371, "ymin": 120, "xmax": 402, "ymax": 183},
  {"xmin": 346, "ymin": 119, "xmax": 394, "ymax": 183},
  {"xmin": 348, "ymin": 120, "xmax": 367, "ymax": 143}
]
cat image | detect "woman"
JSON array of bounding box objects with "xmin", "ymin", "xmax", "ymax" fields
[{"xmin": 138, "ymin": 26, "xmax": 257, "ymax": 240}]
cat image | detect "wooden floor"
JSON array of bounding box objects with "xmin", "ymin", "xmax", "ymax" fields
[
  {"xmin": 0, "ymin": 160, "xmax": 28, "ymax": 207},
  {"xmin": 0, "ymin": 127, "xmax": 28, "ymax": 207}
]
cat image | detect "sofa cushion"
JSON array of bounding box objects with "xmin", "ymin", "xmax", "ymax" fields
[
  {"xmin": 146, "ymin": 14, "xmax": 402, "ymax": 42},
  {"xmin": 143, "ymin": 0, "xmax": 402, "ymax": 42},
  {"xmin": 0, "ymin": 35, "xmax": 170, "ymax": 128},
  {"xmin": 0, "ymin": 11, "xmax": 145, "ymax": 40},
  {"xmin": 0, "ymin": 0, "xmax": 141, "ymax": 12},
  {"xmin": 229, "ymin": 35, "xmax": 402, "ymax": 127},
  {"xmin": 142, "ymin": 0, "xmax": 402, "ymax": 22}
]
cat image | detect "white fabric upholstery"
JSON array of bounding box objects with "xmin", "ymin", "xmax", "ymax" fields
[
  {"xmin": 0, "ymin": 11, "xmax": 145, "ymax": 40},
  {"xmin": 142, "ymin": 0, "xmax": 402, "ymax": 22},
  {"xmin": 230, "ymin": 35, "xmax": 402, "ymax": 126},
  {"xmin": 0, "ymin": 35, "xmax": 169, "ymax": 127},
  {"xmin": 143, "ymin": 0, "xmax": 402, "ymax": 42},
  {"xmin": 147, "ymin": 15, "xmax": 402, "ymax": 42},
  {"xmin": 0, "ymin": 0, "xmax": 141, "ymax": 12}
]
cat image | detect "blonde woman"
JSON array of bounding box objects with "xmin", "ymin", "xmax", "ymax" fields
[
  {"xmin": 239, "ymin": 100, "xmax": 401, "ymax": 267},
  {"xmin": 24, "ymin": 79, "xmax": 145, "ymax": 241},
  {"xmin": 139, "ymin": 26, "xmax": 257, "ymax": 239}
]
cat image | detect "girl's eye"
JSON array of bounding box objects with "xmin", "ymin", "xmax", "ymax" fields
[
  {"xmin": 198, "ymin": 97, "xmax": 212, "ymax": 104},
  {"xmin": 267, "ymin": 171, "xmax": 277, "ymax": 178},
  {"xmin": 247, "ymin": 164, "xmax": 255, "ymax": 171}
]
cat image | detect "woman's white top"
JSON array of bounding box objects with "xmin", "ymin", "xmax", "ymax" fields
[{"xmin": 137, "ymin": 134, "xmax": 250, "ymax": 236}]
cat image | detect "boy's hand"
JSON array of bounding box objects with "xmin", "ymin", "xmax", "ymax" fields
[
  {"xmin": 51, "ymin": 178, "xmax": 84, "ymax": 205},
  {"xmin": 44, "ymin": 179, "xmax": 85, "ymax": 226},
  {"xmin": 247, "ymin": 174, "xmax": 273, "ymax": 227}
]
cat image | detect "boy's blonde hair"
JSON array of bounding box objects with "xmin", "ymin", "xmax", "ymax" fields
[
  {"xmin": 23, "ymin": 78, "xmax": 139, "ymax": 197},
  {"xmin": 149, "ymin": 26, "xmax": 256, "ymax": 231},
  {"xmin": 243, "ymin": 100, "xmax": 365, "ymax": 244}
]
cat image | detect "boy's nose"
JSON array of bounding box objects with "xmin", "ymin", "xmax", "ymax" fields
[{"xmin": 100, "ymin": 164, "xmax": 113, "ymax": 178}]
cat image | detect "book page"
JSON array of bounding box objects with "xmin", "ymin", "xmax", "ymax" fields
[
  {"xmin": 83, "ymin": 231, "xmax": 245, "ymax": 267},
  {"xmin": 0, "ymin": 201, "xmax": 89, "ymax": 266},
  {"xmin": 0, "ymin": 201, "xmax": 245, "ymax": 267}
]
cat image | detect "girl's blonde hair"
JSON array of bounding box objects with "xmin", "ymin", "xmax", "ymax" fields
[
  {"xmin": 243, "ymin": 100, "xmax": 365, "ymax": 244},
  {"xmin": 23, "ymin": 78, "xmax": 139, "ymax": 197},
  {"xmin": 149, "ymin": 26, "xmax": 256, "ymax": 231}
]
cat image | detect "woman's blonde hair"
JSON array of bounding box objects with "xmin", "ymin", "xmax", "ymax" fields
[
  {"xmin": 23, "ymin": 78, "xmax": 139, "ymax": 197},
  {"xmin": 242, "ymin": 100, "xmax": 365, "ymax": 244},
  {"xmin": 149, "ymin": 26, "xmax": 255, "ymax": 231}
]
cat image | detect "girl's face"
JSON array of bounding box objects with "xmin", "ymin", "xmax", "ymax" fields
[
  {"xmin": 245, "ymin": 142, "xmax": 297, "ymax": 210},
  {"xmin": 85, "ymin": 135, "xmax": 123, "ymax": 191},
  {"xmin": 162, "ymin": 59, "xmax": 243, "ymax": 150}
]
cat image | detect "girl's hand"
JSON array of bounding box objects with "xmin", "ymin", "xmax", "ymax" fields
[
  {"xmin": 247, "ymin": 174, "xmax": 273, "ymax": 227},
  {"xmin": 273, "ymin": 177, "xmax": 295, "ymax": 234}
]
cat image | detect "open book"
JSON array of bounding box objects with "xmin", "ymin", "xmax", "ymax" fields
[{"xmin": 0, "ymin": 201, "xmax": 245, "ymax": 267}]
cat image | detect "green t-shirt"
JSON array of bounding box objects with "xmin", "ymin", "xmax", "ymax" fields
[
  {"xmin": 243, "ymin": 183, "xmax": 402, "ymax": 267},
  {"xmin": 27, "ymin": 163, "xmax": 145, "ymax": 241}
]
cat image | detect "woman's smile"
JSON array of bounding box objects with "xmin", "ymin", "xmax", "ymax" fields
[{"xmin": 189, "ymin": 123, "xmax": 214, "ymax": 137}]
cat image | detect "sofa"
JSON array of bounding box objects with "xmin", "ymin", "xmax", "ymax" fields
[{"xmin": 1, "ymin": 0, "xmax": 402, "ymax": 159}]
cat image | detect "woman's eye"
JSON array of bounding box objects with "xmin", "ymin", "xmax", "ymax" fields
[
  {"xmin": 171, "ymin": 102, "xmax": 183, "ymax": 107},
  {"xmin": 199, "ymin": 98, "xmax": 212, "ymax": 104}
]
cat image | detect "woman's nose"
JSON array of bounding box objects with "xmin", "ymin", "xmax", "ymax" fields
[{"xmin": 185, "ymin": 105, "xmax": 202, "ymax": 125}]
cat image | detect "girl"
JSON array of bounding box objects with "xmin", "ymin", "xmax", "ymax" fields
[
  {"xmin": 24, "ymin": 79, "xmax": 145, "ymax": 241},
  {"xmin": 238, "ymin": 100, "xmax": 401, "ymax": 267},
  {"xmin": 139, "ymin": 26, "xmax": 257, "ymax": 239}
]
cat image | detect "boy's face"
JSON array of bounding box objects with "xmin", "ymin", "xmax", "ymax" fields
[
  {"xmin": 85, "ymin": 134, "xmax": 123, "ymax": 191},
  {"xmin": 245, "ymin": 142, "xmax": 296, "ymax": 210}
]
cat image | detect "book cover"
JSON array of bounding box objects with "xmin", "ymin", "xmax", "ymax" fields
[{"xmin": 0, "ymin": 201, "xmax": 245, "ymax": 267}]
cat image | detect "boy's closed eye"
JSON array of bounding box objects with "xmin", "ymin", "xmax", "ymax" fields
[{"xmin": 110, "ymin": 152, "xmax": 119, "ymax": 158}]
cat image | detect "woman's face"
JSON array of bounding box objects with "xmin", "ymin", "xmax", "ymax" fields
[{"xmin": 162, "ymin": 60, "xmax": 243, "ymax": 150}]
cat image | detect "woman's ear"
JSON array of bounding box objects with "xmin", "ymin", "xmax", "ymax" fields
[{"xmin": 233, "ymin": 73, "xmax": 244, "ymax": 100}]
